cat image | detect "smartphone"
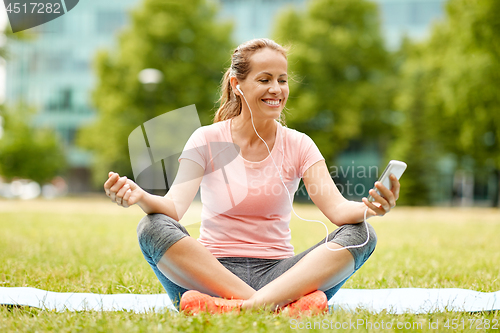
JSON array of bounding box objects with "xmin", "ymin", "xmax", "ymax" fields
[{"xmin": 367, "ymin": 160, "xmax": 407, "ymax": 202}]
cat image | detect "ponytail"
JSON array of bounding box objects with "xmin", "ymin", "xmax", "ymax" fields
[{"xmin": 214, "ymin": 69, "xmax": 242, "ymax": 123}]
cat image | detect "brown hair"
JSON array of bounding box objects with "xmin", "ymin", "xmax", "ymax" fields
[{"xmin": 214, "ymin": 38, "xmax": 288, "ymax": 123}]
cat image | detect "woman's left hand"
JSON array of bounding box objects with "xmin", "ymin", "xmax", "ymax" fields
[{"xmin": 362, "ymin": 174, "xmax": 400, "ymax": 217}]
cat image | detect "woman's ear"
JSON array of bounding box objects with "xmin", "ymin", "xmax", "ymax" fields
[{"xmin": 230, "ymin": 76, "xmax": 240, "ymax": 96}]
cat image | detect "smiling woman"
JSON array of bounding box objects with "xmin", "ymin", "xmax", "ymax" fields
[
  {"xmin": 103, "ymin": 38, "xmax": 401, "ymax": 316},
  {"xmin": 214, "ymin": 39, "xmax": 289, "ymax": 125}
]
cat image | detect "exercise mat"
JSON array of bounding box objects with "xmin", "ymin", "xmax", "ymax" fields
[{"xmin": 1, "ymin": 287, "xmax": 499, "ymax": 314}]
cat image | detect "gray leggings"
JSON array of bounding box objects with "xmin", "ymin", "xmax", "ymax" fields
[{"xmin": 137, "ymin": 214, "xmax": 377, "ymax": 309}]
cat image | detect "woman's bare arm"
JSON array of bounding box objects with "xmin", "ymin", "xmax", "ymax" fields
[
  {"xmin": 104, "ymin": 159, "xmax": 204, "ymax": 221},
  {"xmin": 302, "ymin": 160, "xmax": 400, "ymax": 226}
]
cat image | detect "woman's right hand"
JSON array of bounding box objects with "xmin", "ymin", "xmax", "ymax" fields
[{"xmin": 104, "ymin": 172, "xmax": 145, "ymax": 208}]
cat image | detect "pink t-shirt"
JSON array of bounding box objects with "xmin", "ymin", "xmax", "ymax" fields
[{"xmin": 179, "ymin": 119, "xmax": 324, "ymax": 259}]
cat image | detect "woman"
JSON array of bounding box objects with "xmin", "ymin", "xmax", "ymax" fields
[{"xmin": 104, "ymin": 38, "xmax": 400, "ymax": 315}]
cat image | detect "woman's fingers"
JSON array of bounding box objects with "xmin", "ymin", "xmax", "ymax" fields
[
  {"xmin": 363, "ymin": 184, "xmax": 391, "ymax": 216},
  {"xmin": 368, "ymin": 186, "xmax": 391, "ymax": 212},
  {"xmin": 374, "ymin": 181, "xmax": 396, "ymax": 209},
  {"xmin": 122, "ymin": 188, "xmax": 132, "ymax": 208},
  {"xmin": 362, "ymin": 174, "xmax": 402, "ymax": 217},
  {"xmin": 104, "ymin": 172, "xmax": 119, "ymax": 197},
  {"xmin": 389, "ymin": 174, "xmax": 401, "ymax": 201},
  {"xmin": 362, "ymin": 197, "xmax": 385, "ymax": 216},
  {"xmin": 109, "ymin": 176, "xmax": 127, "ymax": 202},
  {"xmin": 115, "ymin": 183, "xmax": 130, "ymax": 206},
  {"xmin": 104, "ymin": 172, "xmax": 141, "ymax": 208}
]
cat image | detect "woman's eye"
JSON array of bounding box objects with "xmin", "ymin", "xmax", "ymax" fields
[
  {"xmin": 279, "ymin": 80, "xmax": 287, "ymax": 83},
  {"xmin": 259, "ymin": 79, "xmax": 269, "ymax": 83}
]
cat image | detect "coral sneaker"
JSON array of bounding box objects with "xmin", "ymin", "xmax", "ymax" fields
[
  {"xmin": 180, "ymin": 290, "xmax": 243, "ymax": 315},
  {"xmin": 280, "ymin": 290, "xmax": 328, "ymax": 317}
]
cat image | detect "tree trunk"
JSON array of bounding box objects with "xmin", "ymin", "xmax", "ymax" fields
[
  {"xmin": 497, "ymin": 169, "xmax": 500, "ymax": 208},
  {"xmin": 493, "ymin": 169, "xmax": 500, "ymax": 208}
]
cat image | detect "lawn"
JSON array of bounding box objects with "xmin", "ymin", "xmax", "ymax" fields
[{"xmin": 1, "ymin": 198, "xmax": 499, "ymax": 332}]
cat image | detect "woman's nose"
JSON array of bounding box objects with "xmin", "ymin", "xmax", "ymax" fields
[{"xmin": 269, "ymin": 80, "xmax": 281, "ymax": 94}]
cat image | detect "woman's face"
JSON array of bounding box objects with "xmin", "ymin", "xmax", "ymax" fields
[{"xmin": 238, "ymin": 48, "xmax": 289, "ymax": 120}]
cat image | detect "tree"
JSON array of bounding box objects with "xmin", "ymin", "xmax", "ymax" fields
[
  {"xmin": 391, "ymin": 0, "xmax": 500, "ymax": 206},
  {"xmin": 78, "ymin": 0, "xmax": 234, "ymax": 187},
  {"xmin": 387, "ymin": 40, "xmax": 439, "ymax": 205},
  {"xmin": 0, "ymin": 103, "xmax": 66, "ymax": 184},
  {"xmin": 272, "ymin": 0, "xmax": 394, "ymax": 163},
  {"xmin": 0, "ymin": 26, "xmax": 62, "ymax": 184},
  {"xmin": 1, "ymin": 24, "xmax": 31, "ymax": 59}
]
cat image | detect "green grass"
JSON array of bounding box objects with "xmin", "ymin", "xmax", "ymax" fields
[{"xmin": 1, "ymin": 198, "xmax": 499, "ymax": 332}]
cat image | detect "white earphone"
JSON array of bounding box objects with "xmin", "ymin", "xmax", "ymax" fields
[{"xmin": 236, "ymin": 84, "xmax": 243, "ymax": 95}]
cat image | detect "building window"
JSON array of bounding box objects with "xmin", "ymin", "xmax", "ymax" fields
[
  {"xmin": 61, "ymin": 88, "xmax": 72, "ymax": 110},
  {"xmin": 381, "ymin": 1, "xmax": 444, "ymax": 27},
  {"xmin": 46, "ymin": 53, "xmax": 68, "ymax": 72},
  {"xmin": 96, "ymin": 10, "xmax": 127, "ymax": 34},
  {"xmin": 45, "ymin": 87, "xmax": 73, "ymax": 112}
]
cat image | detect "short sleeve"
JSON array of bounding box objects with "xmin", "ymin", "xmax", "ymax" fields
[
  {"xmin": 178, "ymin": 127, "xmax": 207, "ymax": 170},
  {"xmin": 298, "ymin": 134, "xmax": 324, "ymax": 177}
]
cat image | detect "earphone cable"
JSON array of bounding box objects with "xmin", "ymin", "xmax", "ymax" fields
[{"xmin": 239, "ymin": 91, "xmax": 370, "ymax": 252}]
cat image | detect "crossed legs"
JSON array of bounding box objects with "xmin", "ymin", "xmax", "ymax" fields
[
  {"xmin": 155, "ymin": 236, "xmax": 256, "ymax": 299},
  {"xmin": 241, "ymin": 242, "xmax": 355, "ymax": 309},
  {"xmin": 137, "ymin": 214, "xmax": 376, "ymax": 310}
]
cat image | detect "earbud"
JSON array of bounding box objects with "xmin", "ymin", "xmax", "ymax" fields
[{"xmin": 236, "ymin": 84, "xmax": 243, "ymax": 95}]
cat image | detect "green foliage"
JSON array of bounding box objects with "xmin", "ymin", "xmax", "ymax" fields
[
  {"xmin": 438, "ymin": 0, "xmax": 500, "ymax": 167},
  {"xmin": 78, "ymin": 0, "xmax": 234, "ymax": 187},
  {"xmin": 391, "ymin": 0, "xmax": 500, "ymax": 205},
  {"xmin": 0, "ymin": 104, "xmax": 66, "ymax": 183},
  {"xmin": 1, "ymin": 24, "xmax": 33, "ymax": 60},
  {"xmin": 388, "ymin": 39, "xmax": 439, "ymax": 205},
  {"xmin": 273, "ymin": 0, "xmax": 394, "ymax": 163}
]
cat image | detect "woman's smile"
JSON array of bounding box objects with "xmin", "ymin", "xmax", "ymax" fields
[{"xmin": 261, "ymin": 98, "xmax": 282, "ymax": 107}]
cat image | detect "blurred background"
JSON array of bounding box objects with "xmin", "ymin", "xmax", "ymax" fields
[{"xmin": 0, "ymin": 0, "xmax": 498, "ymax": 207}]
